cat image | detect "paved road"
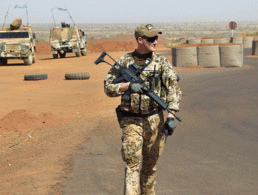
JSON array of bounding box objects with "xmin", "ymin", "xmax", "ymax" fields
[{"xmin": 61, "ymin": 49, "xmax": 258, "ymax": 195}]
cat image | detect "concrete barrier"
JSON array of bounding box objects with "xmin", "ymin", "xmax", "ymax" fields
[
  {"xmin": 252, "ymin": 40, "xmax": 258, "ymax": 55},
  {"xmin": 253, "ymin": 37, "xmax": 258, "ymax": 41},
  {"xmin": 172, "ymin": 47, "xmax": 198, "ymax": 67},
  {"xmin": 213, "ymin": 38, "xmax": 228, "ymax": 43},
  {"xmin": 231, "ymin": 37, "xmax": 243, "ymax": 44},
  {"xmin": 243, "ymin": 37, "xmax": 254, "ymax": 48},
  {"xmin": 187, "ymin": 39, "xmax": 201, "ymax": 44},
  {"xmin": 220, "ymin": 45, "xmax": 243, "ymax": 67},
  {"xmin": 201, "ymin": 39, "xmax": 214, "ymax": 43},
  {"xmin": 197, "ymin": 46, "xmax": 220, "ymax": 67}
]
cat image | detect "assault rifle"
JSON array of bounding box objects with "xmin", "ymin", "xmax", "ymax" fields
[{"xmin": 94, "ymin": 51, "xmax": 182, "ymax": 123}]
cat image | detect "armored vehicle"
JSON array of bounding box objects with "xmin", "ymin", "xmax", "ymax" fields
[
  {"xmin": 0, "ymin": 18, "xmax": 36, "ymax": 65},
  {"xmin": 50, "ymin": 22, "xmax": 87, "ymax": 58}
]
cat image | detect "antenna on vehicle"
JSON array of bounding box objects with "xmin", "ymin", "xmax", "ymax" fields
[
  {"xmin": 51, "ymin": 8, "xmax": 57, "ymax": 27},
  {"xmin": 14, "ymin": 4, "xmax": 29, "ymax": 25},
  {"xmin": 3, "ymin": 3, "xmax": 11, "ymax": 27},
  {"xmin": 51, "ymin": 7, "xmax": 75, "ymax": 27},
  {"xmin": 26, "ymin": 3, "xmax": 29, "ymax": 25},
  {"xmin": 65, "ymin": 5, "xmax": 75, "ymax": 27}
]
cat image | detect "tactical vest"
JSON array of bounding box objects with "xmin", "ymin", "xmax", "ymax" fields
[{"xmin": 119, "ymin": 52, "xmax": 169, "ymax": 115}]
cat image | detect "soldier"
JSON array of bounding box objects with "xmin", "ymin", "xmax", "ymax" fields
[{"xmin": 104, "ymin": 23, "xmax": 182, "ymax": 195}]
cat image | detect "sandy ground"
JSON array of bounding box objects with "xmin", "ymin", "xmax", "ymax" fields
[
  {"xmin": 0, "ymin": 35, "xmax": 177, "ymax": 194},
  {"xmin": 0, "ymin": 35, "xmax": 238, "ymax": 194}
]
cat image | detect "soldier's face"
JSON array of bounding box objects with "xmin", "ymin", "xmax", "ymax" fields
[{"xmin": 138, "ymin": 36, "xmax": 158, "ymax": 53}]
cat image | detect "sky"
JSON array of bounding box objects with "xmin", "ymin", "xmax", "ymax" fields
[{"xmin": 1, "ymin": 0, "xmax": 258, "ymax": 24}]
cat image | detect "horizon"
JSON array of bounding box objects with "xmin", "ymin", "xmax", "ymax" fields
[
  {"xmin": 1, "ymin": 19, "xmax": 258, "ymax": 25},
  {"xmin": 1, "ymin": 0, "xmax": 258, "ymax": 24}
]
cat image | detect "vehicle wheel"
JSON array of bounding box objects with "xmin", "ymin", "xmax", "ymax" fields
[
  {"xmin": 0, "ymin": 58, "xmax": 8, "ymax": 65},
  {"xmin": 75, "ymin": 49, "xmax": 81, "ymax": 57},
  {"xmin": 65, "ymin": 72, "xmax": 90, "ymax": 80},
  {"xmin": 24, "ymin": 73, "xmax": 48, "ymax": 81},
  {"xmin": 60, "ymin": 52, "xmax": 66, "ymax": 58},
  {"xmin": 81, "ymin": 48, "xmax": 87, "ymax": 56},
  {"xmin": 32, "ymin": 54, "xmax": 36, "ymax": 63},
  {"xmin": 24, "ymin": 53, "xmax": 33, "ymax": 65},
  {"xmin": 53, "ymin": 54, "xmax": 58, "ymax": 59}
]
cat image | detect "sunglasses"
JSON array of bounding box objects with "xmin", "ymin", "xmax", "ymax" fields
[{"xmin": 143, "ymin": 36, "xmax": 158, "ymax": 43}]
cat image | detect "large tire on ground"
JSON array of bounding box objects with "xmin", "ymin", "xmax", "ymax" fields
[
  {"xmin": 65, "ymin": 72, "xmax": 90, "ymax": 80},
  {"xmin": 75, "ymin": 49, "xmax": 81, "ymax": 57},
  {"xmin": 32, "ymin": 54, "xmax": 36, "ymax": 63},
  {"xmin": 81, "ymin": 47, "xmax": 87, "ymax": 56},
  {"xmin": 24, "ymin": 53, "xmax": 33, "ymax": 65},
  {"xmin": 60, "ymin": 52, "xmax": 66, "ymax": 58},
  {"xmin": 24, "ymin": 73, "xmax": 48, "ymax": 81},
  {"xmin": 0, "ymin": 58, "xmax": 8, "ymax": 65},
  {"xmin": 53, "ymin": 54, "xmax": 58, "ymax": 59}
]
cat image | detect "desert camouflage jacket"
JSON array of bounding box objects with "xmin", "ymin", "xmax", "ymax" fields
[{"xmin": 104, "ymin": 52, "xmax": 182, "ymax": 115}]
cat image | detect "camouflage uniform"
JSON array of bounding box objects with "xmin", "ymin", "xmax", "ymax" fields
[{"xmin": 104, "ymin": 52, "xmax": 182, "ymax": 195}]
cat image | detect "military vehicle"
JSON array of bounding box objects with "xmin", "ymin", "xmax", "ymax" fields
[
  {"xmin": 50, "ymin": 8, "xmax": 87, "ymax": 58},
  {"xmin": 50, "ymin": 22, "xmax": 87, "ymax": 58},
  {"xmin": 0, "ymin": 17, "xmax": 36, "ymax": 65}
]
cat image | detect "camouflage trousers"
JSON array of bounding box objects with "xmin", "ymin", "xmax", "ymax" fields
[{"xmin": 120, "ymin": 111, "xmax": 165, "ymax": 195}]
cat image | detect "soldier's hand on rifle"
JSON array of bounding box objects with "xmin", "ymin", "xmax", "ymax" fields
[
  {"xmin": 163, "ymin": 118, "xmax": 176, "ymax": 142},
  {"xmin": 129, "ymin": 83, "xmax": 144, "ymax": 94},
  {"xmin": 119, "ymin": 82, "xmax": 130, "ymax": 92}
]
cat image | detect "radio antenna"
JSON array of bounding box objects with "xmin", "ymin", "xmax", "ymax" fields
[{"xmin": 3, "ymin": 3, "xmax": 11, "ymax": 27}]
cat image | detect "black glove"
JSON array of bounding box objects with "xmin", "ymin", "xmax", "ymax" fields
[
  {"xmin": 162, "ymin": 118, "xmax": 176, "ymax": 143},
  {"xmin": 129, "ymin": 83, "xmax": 144, "ymax": 94}
]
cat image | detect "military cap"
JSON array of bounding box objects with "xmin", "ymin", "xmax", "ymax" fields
[{"xmin": 135, "ymin": 23, "xmax": 162, "ymax": 39}]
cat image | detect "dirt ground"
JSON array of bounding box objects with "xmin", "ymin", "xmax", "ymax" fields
[{"xmin": 0, "ymin": 35, "xmax": 205, "ymax": 194}]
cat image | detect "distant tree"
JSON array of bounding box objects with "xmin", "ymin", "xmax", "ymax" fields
[
  {"xmin": 116, "ymin": 31, "xmax": 126, "ymax": 37},
  {"xmin": 88, "ymin": 35, "xmax": 95, "ymax": 41},
  {"xmin": 241, "ymin": 29, "xmax": 258, "ymax": 36},
  {"xmin": 35, "ymin": 35, "xmax": 49, "ymax": 43}
]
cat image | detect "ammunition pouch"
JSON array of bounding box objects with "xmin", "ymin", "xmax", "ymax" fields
[{"xmin": 116, "ymin": 105, "xmax": 160, "ymax": 121}]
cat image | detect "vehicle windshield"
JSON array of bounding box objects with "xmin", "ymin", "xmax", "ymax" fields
[{"xmin": 0, "ymin": 32, "xmax": 29, "ymax": 39}]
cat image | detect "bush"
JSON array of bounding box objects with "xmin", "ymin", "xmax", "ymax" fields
[
  {"xmin": 88, "ymin": 35, "xmax": 95, "ymax": 41},
  {"xmin": 241, "ymin": 29, "xmax": 258, "ymax": 36},
  {"xmin": 167, "ymin": 39, "xmax": 183, "ymax": 48},
  {"xmin": 116, "ymin": 31, "xmax": 126, "ymax": 37},
  {"xmin": 35, "ymin": 35, "xmax": 49, "ymax": 43}
]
